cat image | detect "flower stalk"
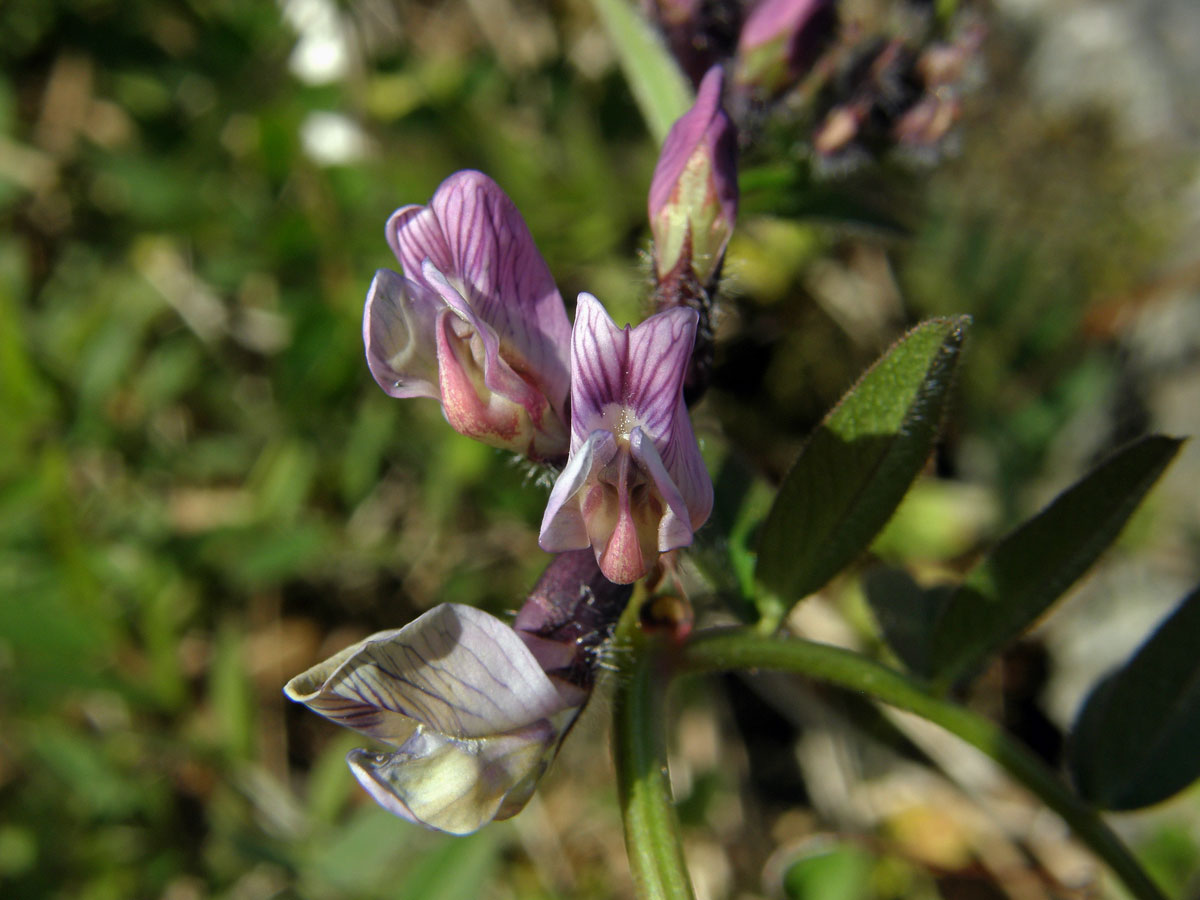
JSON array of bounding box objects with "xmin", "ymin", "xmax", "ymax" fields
[{"xmin": 612, "ymin": 602, "xmax": 696, "ymax": 900}]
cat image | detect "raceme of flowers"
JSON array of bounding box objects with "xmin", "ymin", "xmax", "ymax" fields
[{"xmin": 290, "ymin": 70, "xmax": 738, "ymax": 834}]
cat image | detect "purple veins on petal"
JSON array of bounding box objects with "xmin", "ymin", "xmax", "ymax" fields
[
  {"xmin": 539, "ymin": 293, "xmax": 713, "ymax": 584},
  {"xmin": 368, "ymin": 171, "xmax": 575, "ymax": 460},
  {"xmin": 284, "ymin": 603, "xmax": 587, "ymax": 835},
  {"xmin": 387, "ymin": 170, "xmax": 572, "ymax": 416}
]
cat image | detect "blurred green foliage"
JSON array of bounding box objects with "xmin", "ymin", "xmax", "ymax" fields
[{"xmin": 1, "ymin": 0, "xmax": 1196, "ymax": 898}]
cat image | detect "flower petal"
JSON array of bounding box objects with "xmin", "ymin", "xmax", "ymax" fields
[
  {"xmin": 386, "ymin": 204, "xmax": 453, "ymax": 281},
  {"xmin": 626, "ymin": 306, "xmax": 697, "ymax": 447},
  {"xmin": 363, "ymin": 269, "xmax": 443, "ymax": 399},
  {"xmin": 424, "ymin": 261, "xmax": 540, "ymax": 412},
  {"xmin": 284, "ymin": 604, "xmax": 574, "ymax": 743},
  {"xmin": 284, "ymin": 631, "xmax": 419, "ymax": 745},
  {"xmin": 539, "ymin": 429, "xmax": 618, "ymax": 551},
  {"xmin": 346, "ymin": 719, "xmax": 564, "ymax": 835},
  {"xmin": 391, "ymin": 172, "xmax": 571, "ymax": 413},
  {"xmin": 629, "ymin": 426, "xmax": 697, "ymax": 550},
  {"xmin": 426, "ymin": 263, "xmax": 568, "ymax": 459},
  {"xmin": 595, "ymin": 449, "xmax": 649, "ymax": 583},
  {"xmin": 659, "ymin": 396, "xmax": 714, "ymax": 530},
  {"xmin": 648, "ymin": 66, "xmax": 726, "ymax": 222},
  {"xmin": 568, "ymin": 293, "xmax": 630, "ymax": 445},
  {"xmin": 648, "ymin": 66, "xmax": 738, "ymax": 281}
]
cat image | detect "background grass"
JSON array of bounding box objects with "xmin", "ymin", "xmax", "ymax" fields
[{"xmin": 2, "ymin": 1, "xmax": 1198, "ymax": 897}]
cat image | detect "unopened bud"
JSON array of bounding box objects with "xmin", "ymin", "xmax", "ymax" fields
[
  {"xmin": 648, "ymin": 66, "xmax": 739, "ymax": 288},
  {"xmin": 734, "ymin": 0, "xmax": 837, "ymax": 98},
  {"xmin": 646, "ymin": 0, "xmax": 744, "ymax": 87}
]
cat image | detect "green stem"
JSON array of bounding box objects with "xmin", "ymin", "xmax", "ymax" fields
[
  {"xmin": 612, "ymin": 612, "xmax": 695, "ymax": 900},
  {"xmin": 680, "ymin": 630, "xmax": 1168, "ymax": 900}
]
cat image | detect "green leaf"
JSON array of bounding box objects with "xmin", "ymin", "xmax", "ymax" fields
[
  {"xmin": 1069, "ymin": 585, "xmax": 1200, "ymax": 810},
  {"xmin": 863, "ymin": 567, "xmax": 952, "ymax": 679},
  {"xmin": 756, "ymin": 317, "xmax": 970, "ymax": 609},
  {"xmin": 588, "ymin": 0, "xmax": 692, "ymax": 142},
  {"xmin": 929, "ymin": 435, "xmax": 1183, "ymax": 688}
]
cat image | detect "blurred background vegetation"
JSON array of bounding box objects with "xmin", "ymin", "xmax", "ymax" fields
[{"xmin": 1, "ymin": 0, "xmax": 1197, "ymax": 898}]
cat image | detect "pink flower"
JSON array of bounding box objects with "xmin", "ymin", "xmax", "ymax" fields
[
  {"xmin": 538, "ymin": 294, "xmax": 713, "ymax": 584},
  {"xmin": 363, "ymin": 171, "xmax": 571, "ymax": 461}
]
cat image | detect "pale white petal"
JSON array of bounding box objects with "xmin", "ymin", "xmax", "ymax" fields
[
  {"xmin": 285, "ymin": 604, "xmax": 574, "ymax": 742},
  {"xmin": 363, "ymin": 269, "xmax": 443, "ymax": 400},
  {"xmin": 629, "ymin": 427, "xmax": 695, "ymax": 550},
  {"xmin": 539, "ymin": 430, "xmax": 618, "ymax": 551},
  {"xmin": 346, "ymin": 719, "xmax": 563, "ymax": 835}
]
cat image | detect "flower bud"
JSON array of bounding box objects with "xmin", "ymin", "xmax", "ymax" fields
[
  {"xmin": 734, "ymin": 0, "xmax": 837, "ymax": 98},
  {"xmin": 648, "ymin": 66, "xmax": 739, "ymax": 289},
  {"xmin": 646, "ymin": 0, "xmax": 744, "ymax": 88}
]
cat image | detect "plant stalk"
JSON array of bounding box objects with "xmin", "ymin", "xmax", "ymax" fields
[{"xmin": 679, "ymin": 629, "xmax": 1168, "ymax": 900}]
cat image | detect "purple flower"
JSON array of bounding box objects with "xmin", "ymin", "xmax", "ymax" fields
[
  {"xmin": 538, "ymin": 294, "xmax": 713, "ymax": 584},
  {"xmin": 284, "ymin": 603, "xmax": 587, "ymax": 835},
  {"xmin": 648, "ymin": 66, "xmax": 739, "ymax": 287},
  {"xmin": 735, "ymin": 0, "xmax": 837, "ymax": 97},
  {"xmin": 363, "ymin": 171, "xmax": 571, "ymax": 461}
]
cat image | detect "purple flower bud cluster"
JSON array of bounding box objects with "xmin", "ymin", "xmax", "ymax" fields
[
  {"xmin": 648, "ymin": 0, "xmax": 838, "ymax": 100},
  {"xmin": 812, "ymin": 26, "xmax": 984, "ymax": 166},
  {"xmin": 645, "ymin": 0, "xmax": 983, "ymax": 165}
]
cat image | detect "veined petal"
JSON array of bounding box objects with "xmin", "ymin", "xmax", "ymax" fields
[
  {"xmin": 648, "ymin": 66, "xmax": 726, "ymax": 222},
  {"xmin": 629, "ymin": 426, "xmax": 697, "ymax": 550},
  {"xmin": 346, "ymin": 717, "xmax": 567, "ymax": 835},
  {"xmin": 427, "ymin": 265, "xmax": 568, "ymax": 459},
  {"xmin": 659, "ymin": 396, "xmax": 714, "ymax": 529},
  {"xmin": 363, "ymin": 269, "xmax": 443, "ymax": 400},
  {"xmin": 569, "ymin": 293, "xmax": 630, "ymax": 445},
  {"xmin": 648, "ymin": 66, "xmax": 738, "ymax": 282},
  {"xmin": 595, "ymin": 449, "xmax": 650, "ymax": 584},
  {"xmin": 387, "ymin": 204, "xmax": 453, "ymax": 282},
  {"xmin": 424, "ymin": 262, "xmax": 541, "ymax": 412},
  {"xmin": 284, "ymin": 630, "xmax": 420, "ymax": 746},
  {"xmin": 539, "ymin": 429, "xmax": 618, "ymax": 551},
  {"xmin": 284, "ymin": 604, "xmax": 574, "ymax": 743},
  {"xmin": 392, "ymin": 172, "xmax": 572, "ymax": 413},
  {"xmin": 626, "ymin": 306, "xmax": 697, "ymax": 446}
]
